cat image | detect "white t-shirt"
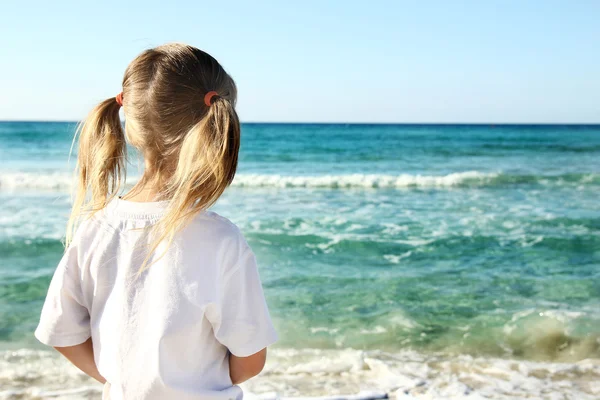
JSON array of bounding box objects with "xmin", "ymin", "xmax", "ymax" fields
[{"xmin": 35, "ymin": 198, "xmax": 278, "ymax": 400}]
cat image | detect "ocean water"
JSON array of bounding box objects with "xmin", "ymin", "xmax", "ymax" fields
[{"xmin": 1, "ymin": 122, "xmax": 600, "ymax": 399}]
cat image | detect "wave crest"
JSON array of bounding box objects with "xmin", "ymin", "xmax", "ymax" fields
[
  {"xmin": 1, "ymin": 171, "xmax": 599, "ymax": 191},
  {"xmin": 232, "ymin": 171, "xmax": 497, "ymax": 188}
]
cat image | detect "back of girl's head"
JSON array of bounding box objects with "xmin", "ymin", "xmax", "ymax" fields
[{"xmin": 68, "ymin": 43, "xmax": 240, "ymax": 269}]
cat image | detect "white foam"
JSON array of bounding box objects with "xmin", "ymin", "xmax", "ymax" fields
[
  {"xmin": 309, "ymin": 327, "xmax": 340, "ymax": 335},
  {"xmin": 3, "ymin": 347, "xmax": 598, "ymax": 400},
  {"xmin": 232, "ymin": 171, "xmax": 498, "ymax": 189},
  {"xmin": 0, "ymin": 171, "xmax": 500, "ymax": 192},
  {"xmin": 0, "ymin": 172, "xmax": 140, "ymax": 192},
  {"xmin": 0, "ymin": 172, "xmax": 74, "ymax": 191},
  {"xmin": 381, "ymin": 223, "xmax": 410, "ymax": 235},
  {"xmin": 3, "ymin": 170, "xmax": 599, "ymax": 192},
  {"xmin": 383, "ymin": 251, "xmax": 412, "ymax": 264},
  {"xmin": 360, "ymin": 326, "xmax": 388, "ymax": 334}
]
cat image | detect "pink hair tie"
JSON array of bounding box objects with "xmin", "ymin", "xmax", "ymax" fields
[
  {"xmin": 204, "ymin": 91, "xmax": 218, "ymax": 107},
  {"xmin": 115, "ymin": 92, "xmax": 124, "ymax": 107}
]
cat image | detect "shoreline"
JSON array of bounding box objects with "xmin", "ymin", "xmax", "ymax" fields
[{"xmin": 2, "ymin": 347, "xmax": 599, "ymax": 399}]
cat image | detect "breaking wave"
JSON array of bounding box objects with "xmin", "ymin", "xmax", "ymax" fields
[{"xmin": 2, "ymin": 171, "xmax": 600, "ymax": 191}]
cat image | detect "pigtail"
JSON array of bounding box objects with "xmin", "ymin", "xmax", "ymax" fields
[
  {"xmin": 138, "ymin": 95, "xmax": 240, "ymax": 273},
  {"xmin": 66, "ymin": 97, "xmax": 126, "ymax": 246}
]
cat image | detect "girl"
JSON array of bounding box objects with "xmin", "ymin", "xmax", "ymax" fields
[{"xmin": 35, "ymin": 43, "xmax": 278, "ymax": 400}]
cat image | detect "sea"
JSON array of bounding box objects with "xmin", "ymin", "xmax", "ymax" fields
[{"xmin": 1, "ymin": 122, "xmax": 599, "ymax": 399}]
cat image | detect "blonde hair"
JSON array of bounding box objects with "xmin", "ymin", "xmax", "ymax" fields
[{"xmin": 67, "ymin": 43, "xmax": 240, "ymax": 272}]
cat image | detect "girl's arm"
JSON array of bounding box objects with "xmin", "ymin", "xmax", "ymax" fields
[
  {"xmin": 229, "ymin": 348, "xmax": 267, "ymax": 384},
  {"xmin": 54, "ymin": 338, "xmax": 106, "ymax": 383}
]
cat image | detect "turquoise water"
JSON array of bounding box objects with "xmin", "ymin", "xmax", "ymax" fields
[{"xmin": 1, "ymin": 122, "xmax": 600, "ymax": 362}]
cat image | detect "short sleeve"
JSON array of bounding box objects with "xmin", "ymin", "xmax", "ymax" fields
[
  {"xmin": 212, "ymin": 248, "xmax": 278, "ymax": 357},
  {"xmin": 34, "ymin": 245, "xmax": 91, "ymax": 347}
]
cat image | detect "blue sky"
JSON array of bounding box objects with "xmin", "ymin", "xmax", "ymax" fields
[{"xmin": 1, "ymin": 1, "xmax": 599, "ymax": 123}]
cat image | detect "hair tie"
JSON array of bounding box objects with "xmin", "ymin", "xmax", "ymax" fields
[
  {"xmin": 115, "ymin": 92, "xmax": 124, "ymax": 107},
  {"xmin": 204, "ymin": 91, "xmax": 218, "ymax": 107}
]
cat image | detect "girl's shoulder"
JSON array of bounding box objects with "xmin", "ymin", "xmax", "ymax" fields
[
  {"xmin": 186, "ymin": 210, "xmax": 250, "ymax": 251},
  {"xmin": 196, "ymin": 210, "xmax": 239, "ymax": 231},
  {"xmin": 69, "ymin": 210, "xmax": 110, "ymax": 246},
  {"xmin": 183, "ymin": 211, "xmax": 254, "ymax": 277},
  {"xmin": 191, "ymin": 210, "xmax": 242, "ymax": 236}
]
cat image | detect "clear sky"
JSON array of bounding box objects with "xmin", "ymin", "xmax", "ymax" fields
[{"xmin": 1, "ymin": 1, "xmax": 599, "ymax": 123}]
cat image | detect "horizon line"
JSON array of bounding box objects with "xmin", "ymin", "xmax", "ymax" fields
[{"xmin": 1, "ymin": 120, "xmax": 599, "ymax": 126}]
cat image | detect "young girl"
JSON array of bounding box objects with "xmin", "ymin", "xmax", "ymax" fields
[{"xmin": 35, "ymin": 43, "xmax": 278, "ymax": 400}]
